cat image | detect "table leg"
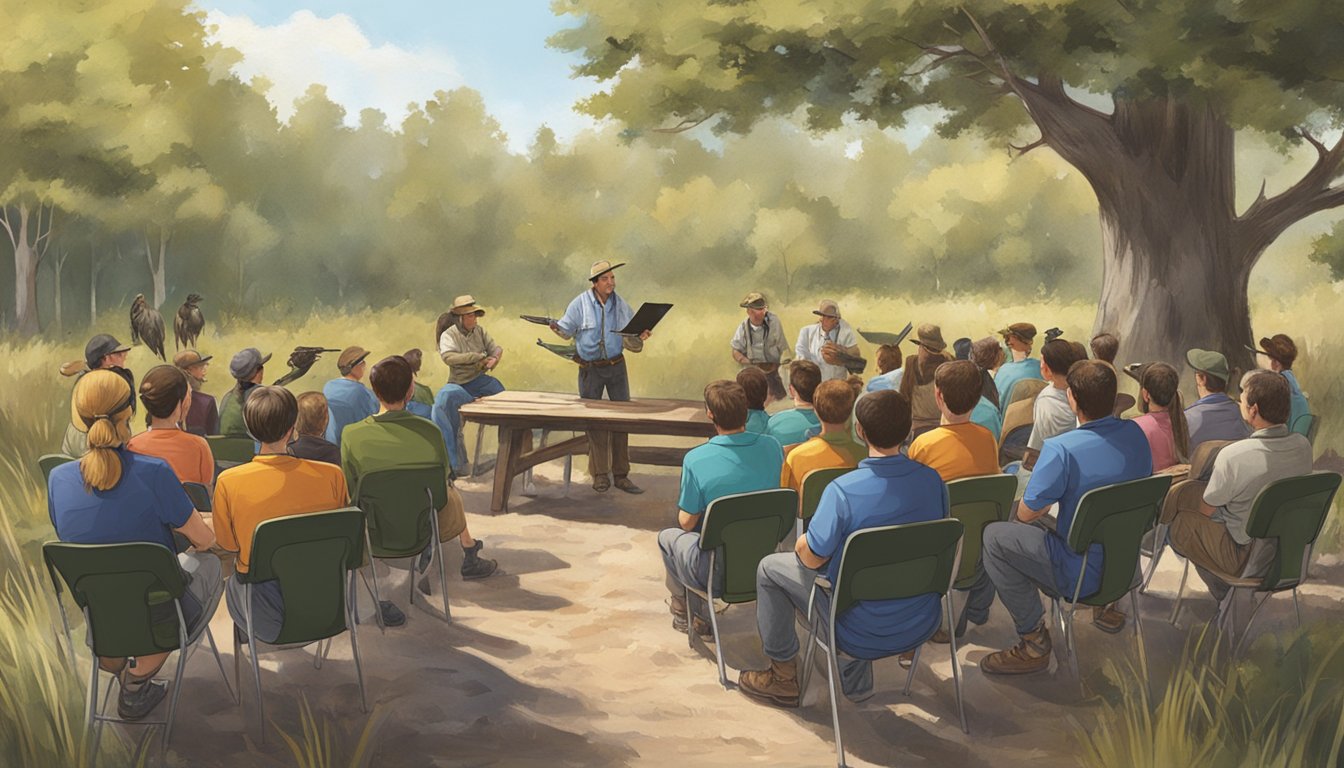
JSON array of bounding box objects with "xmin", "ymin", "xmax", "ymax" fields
[{"xmin": 491, "ymin": 426, "xmax": 522, "ymax": 513}]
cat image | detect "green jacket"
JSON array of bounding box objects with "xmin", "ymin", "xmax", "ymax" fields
[
  {"xmin": 339, "ymin": 410, "xmax": 449, "ymax": 496},
  {"xmin": 217, "ymin": 383, "xmax": 257, "ymax": 437},
  {"xmin": 412, "ymin": 382, "xmax": 434, "ymax": 408}
]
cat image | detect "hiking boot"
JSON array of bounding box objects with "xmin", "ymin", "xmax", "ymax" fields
[
  {"xmin": 592, "ymin": 475, "xmax": 611, "ymax": 493},
  {"xmin": 979, "ymin": 624, "xmax": 1053, "ymax": 675},
  {"xmin": 672, "ymin": 613, "xmax": 714, "ymax": 640},
  {"xmin": 930, "ymin": 624, "xmax": 965, "ymax": 644},
  {"xmin": 460, "ymin": 540, "xmax": 498, "ymax": 580},
  {"xmin": 613, "ymin": 476, "xmax": 644, "ymax": 494},
  {"xmin": 668, "ymin": 594, "xmax": 688, "ymax": 619},
  {"xmin": 1092, "ymin": 603, "xmax": 1127, "ymax": 634},
  {"xmin": 897, "ymin": 649, "xmax": 917, "ymax": 670},
  {"xmin": 379, "ymin": 601, "xmax": 407, "ymax": 627},
  {"xmin": 739, "ymin": 658, "xmax": 800, "ymax": 708},
  {"xmin": 117, "ymin": 678, "xmax": 168, "ymax": 721}
]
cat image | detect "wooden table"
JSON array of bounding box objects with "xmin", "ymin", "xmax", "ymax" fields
[{"xmin": 459, "ymin": 391, "xmax": 716, "ymax": 513}]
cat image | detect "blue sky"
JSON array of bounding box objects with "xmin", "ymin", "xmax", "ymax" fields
[{"xmin": 199, "ymin": 1, "xmax": 601, "ymax": 151}]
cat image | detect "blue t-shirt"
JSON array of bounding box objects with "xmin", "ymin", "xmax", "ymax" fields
[
  {"xmin": 323, "ymin": 378, "xmax": 379, "ymax": 447},
  {"xmin": 745, "ymin": 409, "xmax": 769, "ymax": 435},
  {"xmin": 48, "ymin": 449, "xmax": 194, "ymax": 552},
  {"xmin": 767, "ymin": 408, "xmax": 821, "ymax": 447},
  {"xmin": 1185, "ymin": 393, "xmax": 1250, "ymax": 451},
  {"xmin": 970, "ymin": 396, "xmax": 1003, "ymax": 442},
  {"xmin": 995, "ymin": 358, "xmax": 1043, "ymax": 410},
  {"xmin": 806, "ymin": 455, "xmax": 948, "ymax": 659},
  {"xmin": 679, "ymin": 431, "xmax": 784, "ymax": 531},
  {"xmin": 866, "ymin": 369, "xmax": 903, "ymax": 393},
  {"xmin": 1023, "ymin": 416, "xmax": 1153, "ymax": 598},
  {"xmin": 1283, "ymin": 370, "xmax": 1310, "ymax": 432}
]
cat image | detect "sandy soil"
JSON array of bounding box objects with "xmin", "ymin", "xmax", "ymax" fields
[{"xmin": 123, "ymin": 456, "xmax": 1342, "ymax": 767}]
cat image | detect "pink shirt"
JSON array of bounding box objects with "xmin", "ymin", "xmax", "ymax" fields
[{"xmin": 1133, "ymin": 411, "xmax": 1176, "ymax": 471}]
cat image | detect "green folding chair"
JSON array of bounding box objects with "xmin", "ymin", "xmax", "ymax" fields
[
  {"xmin": 1199, "ymin": 472, "xmax": 1342, "ymax": 654},
  {"xmin": 351, "ymin": 463, "xmax": 453, "ymax": 627},
  {"xmin": 1289, "ymin": 413, "xmax": 1319, "ymax": 445},
  {"xmin": 182, "ymin": 482, "xmax": 212, "ymax": 513},
  {"xmin": 39, "ymin": 453, "xmax": 77, "ymax": 482},
  {"xmin": 233, "ymin": 507, "xmax": 369, "ymax": 742},
  {"xmin": 946, "ymin": 474, "xmax": 1017, "ymax": 636},
  {"xmin": 799, "ymin": 518, "xmax": 967, "ymax": 767},
  {"xmin": 42, "ymin": 541, "xmax": 232, "ymax": 761},
  {"xmin": 686, "ymin": 487, "xmax": 798, "ymax": 688},
  {"xmin": 1051, "ymin": 474, "xmax": 1171, "ymax": 688},
  {"xmin": 798, "ymin": 467, "xmax": 855, "ymax": 537},
  {"xmin": 205, "ymin": 435, "xmax": 255, "ymax": 474}
]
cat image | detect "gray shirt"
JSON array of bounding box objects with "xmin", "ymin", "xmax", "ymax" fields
[
  {"xmin": 1185, "ymin": 393, "xmax": 1251, "ymax": 451},
  {"xmin": 1027, "ymin": 385, "xmax": 1076, "ymax": 451},
  {"xmin": 1204, "ymin": 424, "xmax": 1313, "ymax": 546},
  {"xmin": 731, "ymin": 312, "xmax": 788, "ymax": 364}
]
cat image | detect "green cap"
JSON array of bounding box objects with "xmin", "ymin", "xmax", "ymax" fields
[{"xmin": 1186, "ymin": 348, "xmax": 1230, "ymax": 383}]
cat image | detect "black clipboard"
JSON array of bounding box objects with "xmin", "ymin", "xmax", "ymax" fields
[{"xmin": 618, "ymin": 302, "xmax": 672, "ymax": 336}]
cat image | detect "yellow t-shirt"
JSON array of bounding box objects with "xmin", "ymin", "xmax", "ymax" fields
[
  {"xmin": 781, "ymin": 431, "xmax": 868, "ymax": 492},
  {"xmin": 907, "ymin": 422, "xmax": 1000, "ymax": 482},
  {"xmin": 213, "ymin": 454, "xmax": 349, "ymax": 574}
]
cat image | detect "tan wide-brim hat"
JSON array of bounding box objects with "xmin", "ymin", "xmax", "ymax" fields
[
  {"xmin": 589, "ymin": 259, "xmax": 626, "ymax": 281},
  {"xmin": 450, "ymin": 294, "xmax": 486, "ymax": 316},
  {"xmin": 915, "ymin": 323, "xmax": 947, "ymax": 353},
  {"xmin": 812, "ymin": 299, "xmax": 840, "ymax": 319}
]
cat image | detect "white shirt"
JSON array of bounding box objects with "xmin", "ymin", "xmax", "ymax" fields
[
  {"xmin": 1204, "ymin": 424, "xmax": 1313, "ymax": 546},
  {"xmin": 794, "ymin": 320, "xmax": 858, "ymax": 381},
  {"xmin": 1027, "ymin": 385, "xmax": 1077, "ymax": 451}
]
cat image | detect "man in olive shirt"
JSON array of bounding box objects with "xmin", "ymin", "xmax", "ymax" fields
[
  {"xmin": 341, "ymin": 355, "xmax": 497, "ymax": 584},
  {"xmin": 437, "ymin": 294, "xmax": 505, "ymax": 399}
]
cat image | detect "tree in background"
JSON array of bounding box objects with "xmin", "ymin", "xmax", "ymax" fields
[{"xmin": 555, "ymin": 0, "xmax": 1344, "ymax": 369}]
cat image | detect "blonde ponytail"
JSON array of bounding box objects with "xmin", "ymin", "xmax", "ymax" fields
[{"xmin": 72, "ymin": 370, "xmax": 134, "ymax": 492}]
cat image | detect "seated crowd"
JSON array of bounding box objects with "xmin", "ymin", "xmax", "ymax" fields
[{"xmin": 45, "ymin": 307, "xmax": 1324, "ymax": 729}]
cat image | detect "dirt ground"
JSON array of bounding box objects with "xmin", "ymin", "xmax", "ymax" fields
[{"xmin": 130, "ymin": 455, "xmax": 1343, "ymax": 767}]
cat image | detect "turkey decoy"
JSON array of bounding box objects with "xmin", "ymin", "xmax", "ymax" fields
[
  {"xmin": 175, "ymin": 293, "xmax": 205, "ymax": 350},
  {"xmin": 130, "ymin": 294, "xmax": 167, "ymax": 361}
]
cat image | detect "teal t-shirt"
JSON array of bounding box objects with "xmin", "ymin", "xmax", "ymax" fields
[
  {"xmin": 746, "ymin": 409, "xmax": 770, "ymax": 435},
  {"xmin": 995, "ymin": 358, "xmax": 1043, "ymax": 410},
  {"xmin": 678, "ymin": 431, "xmax": 785, "ymax": 531},
  {"xmin": 1283, "ymin": 370, "xmax": 1311, "ymax": 433},
  {"xmin": 971, "ymin": 396, "xmax": 1003, "ymax": 442},
  {"xmin": 767, "ymin": 408, "xmax": 821, "ymax": 447}
]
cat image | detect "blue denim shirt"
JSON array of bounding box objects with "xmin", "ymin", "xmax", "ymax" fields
[
  {"xmin": 323, "ymin": 378, "xmax": 379, "ymax": 448},
  {"xmin": 555, "ymin": 288, "xmax": 634, "ymax": 362}
]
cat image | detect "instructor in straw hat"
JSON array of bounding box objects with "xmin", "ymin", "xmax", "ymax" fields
[
  {"xmin": 439, "ymin": 294, "xmax": 506, "ymax": 399},
  {"xmin": 550, "ymin": 259, "xmax": 652, "ymax": 494}
]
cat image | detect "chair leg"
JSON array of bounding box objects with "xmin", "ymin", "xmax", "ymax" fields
[
  {"xmin": 948, "ymin": 596, "xmax": 968, "ymax": 734},
  {"xmin": 799, "ymin": 613, "xmax": 819, "ymax": 703},
  {"xmin": 363, "ymin": 529, "xmax": 385, "ymax": 634},
  {"xmin": 1233, "ymin": 592, "xmax": 1274, "ymax": 657},
  {"xmin": 707, "ymin": 595, "xmax": 729, "ymax": 690},
  {"xmin": 1064, "ymin": 605, "xmax": 1081, "ymax": 693},
  {"xmin": 161, "ymin": 644, "xmax": 188, "ymax": 755},
  {"xmin": 204, "ymin": 626, "xmax": 237, "ymax": 704},
  {"xmin": 825, "ymin": 643, "xmax": 847, "ymax": 768},
  {"xmin": 1140, "ymin": 524, "xmax": 1166, "ymax": 594},
  {"xmin": 1169, "ymin": 559, "xmax": 1190, "ymax": 626},
  {"xmin": 245, "ymin": 584, "xmax": 267, "ymax": 745},
  {"xmin": 902, "ymin": 645, "xmax": 921, "ymax": 696},
  {"xmin": 348, "ymin": 573, "xmax": 368, "ymax": 714},
  {"xmin": 429, "ymin": 492, "xmax": 451, "ymax": 622},
  {"xmin": 313, "ymin": 638, "xmax": 325, "ymax": 670},
  {"xmin": 233, "ymin": 629, "xmax": 242, "ymax": 706},
  {"xmin": 85, "ymin": 647, "xmax": 99, "ymax": 762},
  {"xmin": 91, "ymin": 672, "xmax": 113, "ymax": 765},
  {"xmin": 1129, "ymin": 590, "xmax": 1149, "ymax": 692},
  {"xmin": 1292, "ymin": 587, "xmax": 1302, "ymax": 629},
  {"xmin": 683, "ymin": 586, "xmax": 694, "ymax": 649}
]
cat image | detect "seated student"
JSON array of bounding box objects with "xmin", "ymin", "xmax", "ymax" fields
[
  {"xmin": 213, "ymin": 386, "xmax": 361, "ymax": 640},
  {"xmin": 1184, "ymin": 349, "xmax": 1250, "ymax": 450},
  {"xmin": 287, "ymin": 392, "xmax": 341, "ymax": 465},
  {"xmin": 48, "ymin": 370, "xmax": 222, "ymax": 721},
  {"xmin": 402, "ymin": 348, "xmax": 436, "ymax": 420},
  {"xmin": 909, "ymin": 360, "xmax": 1000, "ymax": 482},
  {"xmin": 127, "ymin": 365, "xmax": 214, "ymax": 487},
  {"xmin": 1090, "ymin": 333, "xmax": 1119, "ymax": 366},
  {"xmin": 736, "ymin": 366, "xmax": 772, "ymax": 435},
  {"xmin": 343, "ymin": 356, "xmax": 497, "ymax": 587},
  {"xmin": 658, "ymin": 380, "xmax": 784, "ymax": 636},
  {"xmin": 979, "ymin": 361, "xmax": 1152, "ymax": 674},
  {"xmin": 323, "ymin": 346, "xmax": 379, "ymax": 449},
  {"xmin": 438, "ymin": 296, "xmax": 506, "ymax": 399},
  {"xmin": 1248, "ymin": 334, "xmax": 1310, "ymax": 430},
  {"xmin": 969, "ymin": 337, "xmax": 1004, "ymax": 440},
  {"xmin": 994, "ymin": 322, "xmax": 1043, "ymax": 409},
  {"xmin": 865, "ymin": 344, "xmax": 904, "ymax": 392},
  {"xmin": 767, "ymin": 360, "xmax": 823, "ymax": 447},
  {"xmin": 174, "ymin": 350, "xmax": 219, "ymax": 437},
  {"xmin": 738, "ymin": 390, "xmax": 947, "ymax": 707},
  {"xmin": 1166, "ymin": 371, "xmax": 1312, "ymax": 601},
  {"xmin": 1019, "ymin": 339, "xmax": 1086, "ymax": 475},
  {"xmin": 780, "ymin": 380, "xmax": 866, "ymax": 494},
  {"xmin": 1126, "ymin": 362, "xmax": 1190, "ymax": 471},
  {"xmin": 218, "ymin": 348, "xmax": 269, "ymax": 437},
  {"xmin": 900, "ymin": 324, "xmax": 951, "ymax": 440},
  {"xmin": 61, "ymin": 334, "xmax": 134, "ymax": 456}
]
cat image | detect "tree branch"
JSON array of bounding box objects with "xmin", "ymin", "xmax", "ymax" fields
[
  {"xmin": 1292, "ymin": 127, "xmax": 1329, "ymax": 159},
  {"xmin": 1238, "ymin": 134, "xmax": 1344, "ymax": 259},
  {"xmin": 1009, "ymin": 136, "xmax": 1048, "ymax": 157},
  {"xmin": 0, "ymin": 206, "xmax": 16, "ymax": 249},
  {"xmin": 651, "ymin": 113, "xmax": 717, "ymax": 134}
]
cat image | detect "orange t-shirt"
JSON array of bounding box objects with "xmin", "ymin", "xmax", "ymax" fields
[
  {"xmin": 213, "ymin": 454, "xmax": 349, "ymax": 574},
  {"xmin": 127, "ymin": 428, "xmax": 214, "ymax": 486},
  {"xmin": 908, "ymin": 422, "xmax": 1000, "ymax": 482}
]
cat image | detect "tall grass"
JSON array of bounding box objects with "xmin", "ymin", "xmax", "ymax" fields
[
  {"xmin": 273, "ymin": 696, "xmax": 386, "ymax": 768},
  {"xmin": 1077, "ymin": 625, "xmax": 1344, "ymax": 767}
]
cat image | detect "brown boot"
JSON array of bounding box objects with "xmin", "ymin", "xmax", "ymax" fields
[
  {"xmin": 738, "ymin": 658, "xmax": 800, "ymax": 708},
  {"xmin": 1092, "ymin": 602, "xmax": 1126, "ymax": 634},
  {"xmin": 979, "ymin": 624, "xmax": 1053, "ymax": 675}
]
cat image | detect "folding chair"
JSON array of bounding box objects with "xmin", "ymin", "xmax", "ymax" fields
[
  {"xmin": 1051, "ymin": 474, "xmax": 1171, "ymax": 690},
  {"xmin": 205, "ymin": 435, "xmax": 255, "ymax": 475},
  {"xmin": 685, "ymin": 487, "xmax": 797, "ymax": 688},
  {"xmin": 233, "ymin": 507, "xmax": 369, "ymax": 742},
  {"xmin": 998, "ymin": 398, "xmax": 1034, "ymax": 466},
  {"xmin": 182, "ymin": 482, "xmax": 212, "ymax": 513},
  {"xmin": 946, "ymin": 474, "xmax": 1016, "ymax": 636},
  {"xmin": 799, "ymin": 518, "xmax": 968, "ymax": 767},
  {"xmin": 1141, "ymin": 439, "xmax": 1234, "ymax": 611},
  {"xmin": 1005, "ymin": 378, "xmax": 1048, "ymax": 411},
  {"xmin": 38, "ymin": 453, "xmax": 77, "ymax": 482},
  {"xmin": 43, "ymin": 541, "xmax": 233, "ymax": 761},
  {"xmin": 352, "ymin": 463, "xmax": 453, "ymax": 627},
  {"xmin": 798, "ymin": 467, "xmax": 855, "ymax": 538},
  {"xmin": 1198, "ymin": 472, "xmax": 1341, "ymax": 654}
]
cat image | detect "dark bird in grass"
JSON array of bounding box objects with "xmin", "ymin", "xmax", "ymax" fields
[
  {"xmin": 175, "ymin": 293, "xmax": 205, "ymax": 350},
  {"xmin": 273, "ymin": 346, "xmax": 340, "ymax": 387},
  {"xmin": 130, "ymin": 294, "xmax": 167, "ymax": 361}
]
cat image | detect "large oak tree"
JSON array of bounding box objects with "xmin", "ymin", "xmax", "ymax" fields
[{"xmin": 554, "ymin": 0, "xmax": 1344, "ymax": 369}]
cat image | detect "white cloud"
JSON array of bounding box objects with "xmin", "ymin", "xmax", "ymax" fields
[{"xmin": 205, "ymin": 10, "xmax": 463, "ymax": 126}]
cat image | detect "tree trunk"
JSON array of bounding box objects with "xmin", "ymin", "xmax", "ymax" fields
[
  {"xmin": 145, "ymin": 228, "xmax": 169, "ymax": 309},
  {"xmin": 13, "ymin": 206, "xmax": 40, "ymax": 336},
  {"xmin": 52, "ymin": 250, "xmax": 65, "ymax": 335}
]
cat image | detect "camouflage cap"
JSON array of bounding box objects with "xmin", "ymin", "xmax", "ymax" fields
[{"xmin": 740, "ymin": 291, "xmax": 768, "ymax": 310}]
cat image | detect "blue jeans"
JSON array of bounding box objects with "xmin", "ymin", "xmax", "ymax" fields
[
  {"xmin": 460, "ymin": 374, "xmax": 505, "ymax": 399},
  {"xmin": 658, "ymin": 528, "xmax": 721, "ymax": 622},
  {"xmin": 981, "ymin": 521, "xmax": 1060, "ymax": 635},
  {"xmin": 432, "ymin": 383, "xmax": 472, "ymax": 469}
]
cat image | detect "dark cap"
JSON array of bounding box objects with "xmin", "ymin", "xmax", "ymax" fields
[
  {"xmin": 337, "ymin": 346, "xmax": 370, "ymax": 375},
  {"xmin": 953, "ymin": 337, "xmax": 972, "ymax": 361},
  {"xmin": 1123, "ymin": 361, "xmax": 1155, "ymax": 383},
  {"xmin": 1186, "ymin": 349, "xmax": 1230, "ymax": 383},
  {"xmin": 997, "ymin": 322, "xmax": 1037, "ymax": 344},
  {"xmin": 1247, "ymin": 334, "xmax": 1298, "ymax": 368},
  {"xmin": 229, "ymin": 347, "xmax": 271, "ymax": 380},
  {"xmin": 84, "ymin": 334, "xmax": 131, "ymax": 369}
]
